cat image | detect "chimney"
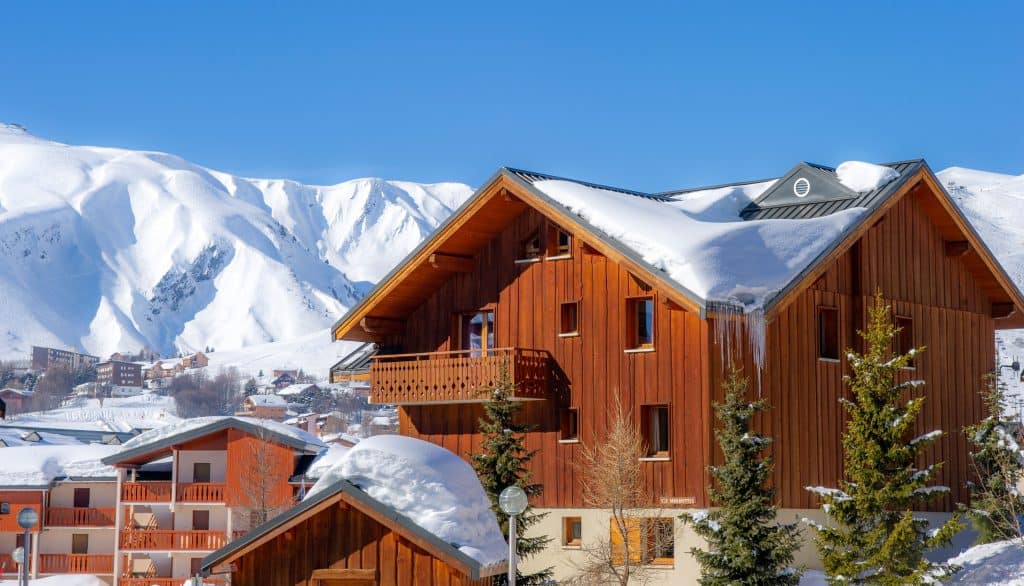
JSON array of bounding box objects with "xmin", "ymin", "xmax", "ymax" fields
[{"xmin": 307, "ymin": 415, "xmax": 317, "ymax": 436}]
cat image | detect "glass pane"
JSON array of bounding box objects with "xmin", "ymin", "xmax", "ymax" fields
[
  {"xmin": 461, "ymin": 312, "xmax": 494, "ymax": 357},
  {"xmin": 636, "ymin": 299, "xmax": 654, "ymax": 346}
]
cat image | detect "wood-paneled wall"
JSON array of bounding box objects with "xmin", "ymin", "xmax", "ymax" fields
[
  {"xmin": 397, "ymin": 207, "xmax": 710, "ymax": 508},
  {"xmin": 711, "ymin": 190, "xmax": 995, "ymax": 510},
  {"xmin": 228, "ymin": 499, "xmax": 490, "ymax": 586}
]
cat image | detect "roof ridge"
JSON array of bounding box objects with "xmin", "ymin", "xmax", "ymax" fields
[
  {"xmin": 656, "ymin": 176, "xmax": 777, "ymax": 198},
  {"xmin": 503, "ymin": 167, "xmax": 669, "ymax": 200}
]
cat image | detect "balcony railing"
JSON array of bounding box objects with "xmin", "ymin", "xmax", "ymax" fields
[
  {"xmin": 39, "ymin": 553, "xmax": 114, "ymax": 574},
  {"xmin": 121, "ymin": 482, "xmax": 172, "ymax": 502},
  {"xmin": 46, "ymin": 507, "xmax": 116, "ymax": 527},
  {"xmin": 121, "ymin": 578, "xmax": 227, "ymax": 586},
  {"xmin": 370, "ymin": 347, "xmax": 550, "ymax": 404},
  {"xmin": 177, "ymin": 482, "xmax": 226, "ymax": 502},
  {"xmin": 119, "ymin": 530, "xmax": 227, "ymax": 551}
]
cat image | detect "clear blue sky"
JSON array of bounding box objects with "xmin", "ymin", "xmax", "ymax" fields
[{"xmin": 2, "ymin": 1, "xmax": 1021, "ymax": 191}]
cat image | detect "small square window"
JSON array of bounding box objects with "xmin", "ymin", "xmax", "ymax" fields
[
  {"xmin": 896, "ymin": 316, "xmax": 914, "ymax": 367},
  {"xmin": 818, "ymin": 306, "xmax": 839, "ymax": 360},
  {"xmin": 519, "ymin": 232, "xmax": 542, "ymax": 260},
  {"xmin": 560, "ymin": 302, "xmax": 579, "ymax": 336},
  {"xmin": 642, "ymin": 405, "xmax": 670, "ymax": 458},
  {"xmin": 560, "ymin": 409, "xmax": 579, "ymax": 442},
  {"xmin": 628, "ymin": 297, "xmax": 655, "ymax": 350},
  {"xmin": 548, "ymin": 225, "xmax": 572, "ymax": 257},
  {"xmin": 563, "ymin": 517, "xmax": 582, "ymax": 547}
]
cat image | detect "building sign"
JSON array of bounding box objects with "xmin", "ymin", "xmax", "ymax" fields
[{"xmin": 659, "ymin": 496, "xmax": 696, "ymax": 506}]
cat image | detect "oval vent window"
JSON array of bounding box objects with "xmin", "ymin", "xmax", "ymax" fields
[{"xmin": 793, "ymin": 177, "xmax": 811, "ymax": 198}]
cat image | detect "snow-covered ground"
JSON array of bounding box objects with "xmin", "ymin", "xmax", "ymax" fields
[
  {"xmin": 200, "ymin": 327, "xmax": 361, "ymax": 378},
  {"xmin": 0, "ymin": 123, "xmax": 471, "ymax": 360},
  {"xmin": 0, "ymin": 576, "xmax": 107, "ymax": 586},
  {"xmin": 1, "ymin": 392, "xmax": 178, "ymax": 432}
]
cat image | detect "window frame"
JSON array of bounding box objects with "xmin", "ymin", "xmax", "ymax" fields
[
  {"xmin": 547, "ymin": 223, "xmax": 573, "ymax": 260},
  {"xmin": 626, "ymin": 296, "xmax": 656, "ymax": 352},
  {"xmin": 609, "ymin": 517, "xmax": 675, "ymax": 566},
  {"xmin": 817, "ymin": 305, "xmax": 840, "ymax": 361},
  {"xmin": 559, "ymin": 408, "xmax": 580, "ymax": 443},
  {"xmin": 640, "ymin": 405, "xmax": 670, "ymax": 460},
  {"xmin": 515, "ymin": 230, "xmax": 543, "ymax": 264},
  {"xmin": 562, "ymin": 516, "xmax": 583, "ymax": 548},
  {"xmin": 559, "ymin": 300, "xmax": 580, "ymax": 337},
  {"xmin": 895, "ymin": 315, "xmax": 915, "ymax": 369}
]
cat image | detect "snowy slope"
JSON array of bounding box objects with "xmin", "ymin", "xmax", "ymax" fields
[
  {"xmin": 0, "ymin": 123, "xmax": 472, "ymax": 359},
  {"xmin": 937, "ymin": 167, "xmax": 1024, "ymax": 405}
]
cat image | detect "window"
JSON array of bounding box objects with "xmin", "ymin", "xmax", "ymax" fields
[
  {"xmin": 548, "ymin": 225, "xmax": 572, "ymax": 257},
  {"xmin": 610, "ymin": 518, "xmax": 675, "ymax": 566},
  {"xmin": 896, "ymin": 316, "xmax": 915, "ymax": 367},
  {"xmin": 71, "ymin": 534, "xmax": 88, "ymax": 555},
  {"xmin": 818, "ymin": 306, "xmax": 839, "ymax": 360},
  {"xmin": 560, "ymin": 409, "xmax": 579, "ymax": 442},
  {"xmin": 627, "ymin": 297, "xmax": 655, "ymax": 350},
  {"xmin": 642, "ymin": 405, "xmax": 670, "ymax": 458},
  {"xmin": 190, "ymin": 558, "xmax": 204, "ymax": 576},
  {"xmin": 193, "ymin": 462, "xmax": 211, "ymax": 483},
  {"xmin": 559, "ymin": 301, "xmax": 579, "ymax": 336},
  {"xmin": 459, "ymin": 311, "xmax": 495, "ymax": 357},
  {"xmin": 74, "ymin": 487, "xmax": 90, "ymax": 508},
  {"xmin": 518, "ymin": 231, "xmax": 542, "ymax": 261},
  {"xmin": 563, "ymin": 517, "xmax": 582, "ymax": 547},
  {"xmin": 192, "ymin": 510, "xmax": 210, "ymax": 531}
]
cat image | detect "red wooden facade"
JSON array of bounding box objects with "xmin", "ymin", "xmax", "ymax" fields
[{"xmin": 334, "ymin": 168, "xmax": 1022, "ymax": 512}]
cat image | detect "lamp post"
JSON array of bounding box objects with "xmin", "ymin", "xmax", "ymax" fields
[
  {"xmin": 498, "ymin": 486, "xmax": 528, "ymax": 586},
  {"xmin": 16, "ymin": 507, "xmax": 38, "ymax": 586}
]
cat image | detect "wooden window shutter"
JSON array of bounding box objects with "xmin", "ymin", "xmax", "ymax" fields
[{"xmin": 609, "ymin": 518, "xmax": 642, "ymax": 565}]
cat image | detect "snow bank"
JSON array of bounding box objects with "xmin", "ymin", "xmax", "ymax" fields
[
  {"xmin": 836, "ymin": 161, "xmax": 900, "ymax": 193},
  {"xmin": 308, "ymin": 435, "xmax": 507, "ymax": 568},
  {"xmin": 533, "ymin": 179, "xmax": 864, "ymax": 311},
  {"xmin": 0, "ymin": 445, "xmax": 119, "ymax": 486},
  {"xmin": 0, "ymin": 576, "xmax": 108, "ymax": 586},
  {"xmin": 5, "ymin": 392, "xmax": 179, "ymax": 432},
  {"xmin": 946, "ymin": 539, "xmax": 1024, "ymax": 584}
]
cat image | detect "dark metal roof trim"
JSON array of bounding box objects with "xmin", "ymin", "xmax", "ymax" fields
[
  {"xmin": 506, "ymin": 167, "xmax": 670, "ymax": 201},
  {"xmin": 101, "ymin": 417, "xmax": 325, "ymax": 466},
  {"xmin": 201, "ymin": 477, "xmax": 506, "ymax": 580}
]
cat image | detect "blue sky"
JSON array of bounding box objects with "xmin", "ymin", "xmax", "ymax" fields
[{"xmin": 1, "ymin": 1, "xmax": 1021, "ymax": 191}]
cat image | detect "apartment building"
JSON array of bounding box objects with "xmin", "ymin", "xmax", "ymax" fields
[
  {"xmin": 31, "ymin": 346, "xmax": 100, "ymax": 373},
  {"xmin": 96, "ymin": 361, "xmax": 143, "ymax": 388}
]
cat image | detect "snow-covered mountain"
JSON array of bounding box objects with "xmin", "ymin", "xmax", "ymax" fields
[
  {"xmin": 0, "ymin": 124, "xmax": 472, "ymax": 359},
  {"xmin": 936, "ymin": 167, "xmax": 1024, "ymax": 402}
]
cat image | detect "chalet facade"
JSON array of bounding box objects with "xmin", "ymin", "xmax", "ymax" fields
[{"xmin": 330, "ymin": 161, "xmax": 1024, "ymax": 582}]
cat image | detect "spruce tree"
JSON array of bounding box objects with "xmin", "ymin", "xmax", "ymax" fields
[
  {"xmin": 471, "ymin": 363, "xmax": 553, "ymax": 586},
  {"xmin": 962, "ymin": 373, "xmax": 1024, "ymax": 543},
  {"xmin": 807, "ymin": 295, "xmax": 962, "ymax": 584},
  {"xmin": 686, "ymin": 367, "xmax": 802, "ymax": 585}
]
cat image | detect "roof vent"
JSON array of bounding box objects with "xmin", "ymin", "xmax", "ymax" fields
[{"xmin": 793, "ymin": 177, "xmax": 811, "ymax": 198}]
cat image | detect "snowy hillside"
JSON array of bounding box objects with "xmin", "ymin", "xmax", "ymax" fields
[
  {"xmin": 937, "ymin": 167, "xmax": 1024, "ymax": 403},
  {"xmin": 0, "ymin": 124, "xmax": 472, "ymax": 359}
]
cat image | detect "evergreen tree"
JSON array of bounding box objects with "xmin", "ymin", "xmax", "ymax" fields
[
  {"xmin": 471, "ymin": 363, "xmax": 553, "ymax": 586},
  {"xmin": 243, "ymin": 378, "xmax": 259, "ymax": 397},
  {"xmin": 686, "ymin": 367, "xmax": 802, "ymax": 585},
  {"xmin": 807, "ymin": 295, "xmax": 961, "ymax": 584},
  {"xmin": 962, "ymin": 373, "xmax": 1024, "ymax": 543}
]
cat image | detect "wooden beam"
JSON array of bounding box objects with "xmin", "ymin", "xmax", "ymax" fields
[
  {"xmin": 501, "ymin": 188, "xmax": 516, "ymax": 202},
  {"xmin": 944, "ymin": 240, "xmax": 970, "ymax": 257},
  {"xmin": 360, "ymin": 316, "xmax": 404, "ymax": 335},
  {"xmin": 993, "ymin": 303, "xmax": 1017, "ymax": 319},
  {"xmin": 428, "ymin": 253, "xmax": 474, "ymax": 273}
]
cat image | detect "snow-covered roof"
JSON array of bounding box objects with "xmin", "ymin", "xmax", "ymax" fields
[
  {"xmin": 276, "ymin": 383, "xmax": 318, "ymax": 396},
  {"xmin": 246, "ymin": 394, "xmax": 288, "ymax": 407},
  {"xmin": 306, "ymin": 435, "xmax": 508, "ymax": 569},
  {"xmin": 298, "ymin": 444, "xmax": 351, "ymax": 480},
  {"xmin": 102, "ymin": 416, "xmax": 326, "ymax": 465},
  {"xmin": 0, "ymin": 445, "xmax": 119, "ymax": 488},
  {"xmin": 370, "ymin": 416, "xmax": 392, "ymax": 426},
  {"xmin": 0, "ymin": 426, "xmax": 85, "ymax": 447}
]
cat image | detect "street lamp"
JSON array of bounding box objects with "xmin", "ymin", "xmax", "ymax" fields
[
  {"xmin": 17, "ymin": 507, "xmax": 37, "ymax": 586},
  {"xmin": 498, "ymin": 486, "xmax": 528, "ymax": 586}
]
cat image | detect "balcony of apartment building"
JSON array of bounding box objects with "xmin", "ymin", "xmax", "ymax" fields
[
  {"xmin": 46, "ymin": 484, "xmax": 117, "ymax": 528},
  {"xmin": 120, "ymin": 551, "xmax": 230, "ymax": 585},
  {"xmin": 118, "ymin": 501, "xmax": 233, "ymax": 553},
  {"xmin": 370, "ymin": 347, "xmax": 551, "ymax": 405},
  {"xmin": 38, "ymin": 553, "xmax": 114, "ymax": 574},
  {"xmin": 120, "ymin": 454, "xmax": 228, "ymax": 505}
]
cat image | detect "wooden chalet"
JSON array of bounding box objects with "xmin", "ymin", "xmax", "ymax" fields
[{"xmin": 330, "ymin": 160, "xmax": 1024, "ymax": 579}]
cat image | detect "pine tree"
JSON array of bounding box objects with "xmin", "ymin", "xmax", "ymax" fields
[
  {"xmin": 962, "ymin": 373, "xmax": 1024, "ymax": 543},
  {"xmin": 686, "ymin": 367, "xmax": 802, "ymax": 585},
  {"xmin": 471, "ymin": 363, "xmax": 553, "ymax": 586},
  {"xmin": 807, "ymin": 295, "xmax": 962, "ymax": 584}
]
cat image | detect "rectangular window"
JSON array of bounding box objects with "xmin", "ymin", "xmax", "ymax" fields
[
  {"xmin": 192, "ymin": 510, "xmax": 210, "ymax": 531},
  {"xmin": 628, "ymin": 297, "xmax": 655, "ymax": 350},
  {"xmin": 642, "ymin": 405, "xmax": 670, "ymax": 458},
  {"xmin": 610, "ymin": 518, "xmax": 675, "ymax": 566},
  {"xmin": 71, "ymin": 533, "xmax": 88, "ymax": 555},
  {"xmin": 518, "ymin": 231, "xmax": 542, "ymax": 261},
  {"xmin": 560, "ymin": 409, "xmax": 579, "ymax": 442},
  {"xmin": 459, "ymin": 311, "xmax": 495, "ymax": 357},
  {"xmin": 190, "ymin": 558, "xmax": 204, "ymax": 576},
  {"xmin": 193, "ymin": 462, "xmax": 211, "ymax": 483},
  {"xmin": 818, "ymin": 306, "xmax": 839, "ymax": 360},
  {"xmin": 560, "ymin": 301, "xmax": 579, "ymax": 336},
  {"xmin": 73, "ymin": 487, "xmax": 91, "ymax": 508},
  {"xmin": 548, "ymin": 225, "xmax": 572, "ymax": 257},
  {"xmin": 896, "ymin": 316, "xmax": 914, "ymax": 367},
  {"xmin": 563, "ymin": 516, "xmax": 582, "ymax": 547}
]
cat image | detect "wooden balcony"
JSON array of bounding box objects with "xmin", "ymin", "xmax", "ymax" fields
[
  {"xmin": 39, "ymin": 553, "xmax": 114, "ymax": 574},
  {"xmin": 46, "ymin": 507, "xmax": 116, "ymax": 527},
  {"xmin": 119, "ymin": 530, "xmax": 227, "ymax": 551},
  {"xmin": 177, "ymin": 482, "xmax": 226, "ymax": 502},
  {"xmin": 371, "ymin": 347, "xmax": 551, "ymax": 405},
  {"xmin": 121, "ymin": 482, "xmax": 172, "ymax": 503}
]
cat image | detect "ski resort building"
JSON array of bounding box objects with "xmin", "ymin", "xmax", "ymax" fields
[
  {"xmin": 96, "ymin": 361, "xmax": 143, "ymax": 389},
  {"xmin": 31, "ymin": 346, "xmax": 100, "ymax": 373},
  {"xmin": 329, "ymin": 160, "xmax": 1024, "ymax": 583}
]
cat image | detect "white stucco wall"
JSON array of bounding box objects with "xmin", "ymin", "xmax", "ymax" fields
[
  {"xmin": 176, "ymin": 451, "xmax": 227, "ymax": 483},
  {"xmin": 48, "ymin": 482, "xmax": 117, "ymax": 508},
  {"xmin": 171, "ymin": 506, "xmax": 227, "ymax": 531},
  {"xmin": 38, "ymin": 529, "xmax": 115, "ymax": 554}
]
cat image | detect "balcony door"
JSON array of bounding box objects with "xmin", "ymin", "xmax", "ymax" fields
[
  {"xmin": 74, "ymin": 487, "xmax": 90, "ymax": 508},
  {"xmin": 459, "ymin": 311, "xmax": 494, "ymax": 357},
  {"xmin": 192, "ymin": 510, "xmax": 210, "ymax": 531},
  {"xmin": 193, "ymin": 462, "xmax": 211, "ymax": 483}
]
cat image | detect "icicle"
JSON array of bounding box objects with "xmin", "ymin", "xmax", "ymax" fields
[{"xmin": 710, "ymin": 302, "xmax": 767, "ymax": 395}]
